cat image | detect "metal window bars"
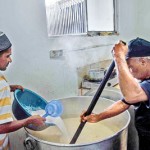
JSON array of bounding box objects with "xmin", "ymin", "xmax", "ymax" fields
[{"xmin": 45, "ymin": 0, "xmax": 87, "ymax": 36}]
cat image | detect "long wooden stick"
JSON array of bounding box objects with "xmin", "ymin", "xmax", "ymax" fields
[{"xmin": 70, "ymin": 60, "xmax": 115, "ymax": 144}]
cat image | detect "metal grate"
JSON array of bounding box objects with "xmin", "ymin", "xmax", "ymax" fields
[{"xmin": 45, "ymin": 0, "xmax": 87, "ymax": 36}]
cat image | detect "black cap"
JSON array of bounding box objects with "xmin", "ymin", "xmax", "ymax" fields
[
  {"xmin": 0, "ymin": 31, "xmax": 12, "ymax": 51},
  {"xmin": 126, "ymin": 37, "xmax": 150, "ymax": 59}
]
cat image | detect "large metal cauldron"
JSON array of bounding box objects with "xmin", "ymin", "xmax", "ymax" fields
[
  {"xmin": 84, "ymin": 87, "xmax": 139, "ymax": 150},
  {"xmin": 24, "ymin": 96, "xmax": 130, "ymax": 150}
]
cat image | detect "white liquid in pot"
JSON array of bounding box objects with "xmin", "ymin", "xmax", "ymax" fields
[{"xmin": 28, "ymin": 117, "xmax": 120, "ymax": 144}]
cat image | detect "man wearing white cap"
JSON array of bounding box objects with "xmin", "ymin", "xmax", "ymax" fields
[{"xmin": 0, "ymin": 32, "xmax": 46, "ymax": 150}]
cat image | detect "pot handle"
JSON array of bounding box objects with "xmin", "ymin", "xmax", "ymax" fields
[{"xmin": 24, "ymin": 137, "xmax": 37, "ymax": 150}]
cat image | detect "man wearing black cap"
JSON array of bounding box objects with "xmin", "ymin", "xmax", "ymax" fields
[
  {"xmin": 81, "ymin": 38, "xmax": 150, "ymax": 150},
  {"xmin": 0, "ymin": 32, "xmax": 46, "ymax": 149}
]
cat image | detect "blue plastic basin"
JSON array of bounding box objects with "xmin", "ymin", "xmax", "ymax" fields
[{"xmin": 12, "ymin": 89, "xmax": 47, "ymax": 120}]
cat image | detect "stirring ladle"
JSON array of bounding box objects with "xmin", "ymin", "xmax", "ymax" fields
[{"xmin": 70, "ymin": 41, "xmax": 126, "ymax": 144}]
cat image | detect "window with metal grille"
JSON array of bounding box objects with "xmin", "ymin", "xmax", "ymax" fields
[{"xmin": 45, "ymin": 0, "xmax": 118, "ymax": 36}]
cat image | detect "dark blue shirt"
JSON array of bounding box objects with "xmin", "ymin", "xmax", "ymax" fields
[{"xmin": 134, "ymin": 79, "xmax": 150, "ymax": 135}]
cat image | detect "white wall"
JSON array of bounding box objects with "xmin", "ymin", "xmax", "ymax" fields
[
  {"xmin": 0, "ymin": 0, "xmax": 138, "ymax": 100},
  {"xmin": 136, "ymin": 0, "xmax": 150, "ymax": 40}
]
